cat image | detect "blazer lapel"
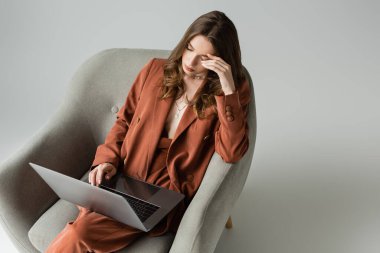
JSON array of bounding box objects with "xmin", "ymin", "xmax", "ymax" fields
[
  {"xmin": 141, "ymin": 86, "xmax": 197, "ymax": 181},
  {"xmin": 172, "ymin": 105, "xmax": 197, "ymax": 142},
  {"xmin": 172, "ymin": 79, "xmax": 208, "ymax": 142},
  {"xmin": 142, "ymin": 88, "xmax": 174, "ymax": 180}
]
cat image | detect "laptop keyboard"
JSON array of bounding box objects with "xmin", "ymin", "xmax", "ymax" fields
[
  {"xmin": 99, "ymin": 183, "xmax": 160, "ymax": 222},
  {"xmin": 123, "ymin": 194, "xmax": 160, "ymax": 222}
]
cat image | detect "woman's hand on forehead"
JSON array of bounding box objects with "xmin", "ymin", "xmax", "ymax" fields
[{"xmin": 201, "ymin": 54, "xmax": 236, "ymax": 95}]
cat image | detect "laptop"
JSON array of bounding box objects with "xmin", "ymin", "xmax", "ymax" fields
[{"xmin": 29, "ymin": 162, "xmax": 185, "ymax": 232}]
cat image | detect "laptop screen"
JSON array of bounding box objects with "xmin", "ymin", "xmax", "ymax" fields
[{"xmin": 101, "ymin": 173, "xmax": 160, "ymax": 201}]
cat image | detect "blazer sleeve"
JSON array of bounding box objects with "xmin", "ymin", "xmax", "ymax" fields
[
  {"xmin": 89, "ymin": 58, "xmax": 156, "ymax": 171},
  {"xmin": 213, "ymin": 78, "xmax": 251, "ymax": 163}
]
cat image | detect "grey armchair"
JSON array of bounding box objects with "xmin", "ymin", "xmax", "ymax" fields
[{"xmin": 0, "ymin": 48, "xmax": 256, "ymax": 253}]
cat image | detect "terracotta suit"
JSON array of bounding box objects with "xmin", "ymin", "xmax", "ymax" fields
[{"xmin": 45, "ymin": 57, "xmax": 251, "ymax": 253}]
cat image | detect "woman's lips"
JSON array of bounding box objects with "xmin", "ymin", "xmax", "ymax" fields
[{"xmin": 184, "ymin": 65, "xmax": 194, "ymax": 72}]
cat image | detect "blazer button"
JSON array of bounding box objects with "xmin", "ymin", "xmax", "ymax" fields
[
  {"xmin": 227, "ymin": 116, "xmax": 234, "ymax": 122},
  {"xmin": 111, "ymin": 105, "xmax": 119, "ymax": 114},
  {"xmin": 225, "ymin": 105, "xmax": 232, "ymax": 112},
  {"xmin": 226, "ymin": 111, "xmax": 233, "ymax": 116}
]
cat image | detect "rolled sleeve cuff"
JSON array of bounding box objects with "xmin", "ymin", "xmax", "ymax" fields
[{"xmin": 214, "ymin": 90, "xmax": 244, "ymax": 130}]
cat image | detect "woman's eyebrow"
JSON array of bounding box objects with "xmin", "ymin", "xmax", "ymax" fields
[{"xmin": 188, "ymin": 42, "xmax": 209, "ymax": 57}]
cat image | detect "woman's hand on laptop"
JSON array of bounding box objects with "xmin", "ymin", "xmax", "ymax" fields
[{"xmin": 89, "ymin": 162, "xmax": 117, "ymax": 186}]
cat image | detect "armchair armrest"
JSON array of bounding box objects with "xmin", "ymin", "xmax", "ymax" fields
[
  {"xmin": 169, "ymin": 147, "xmax": 253, "ymax": 253},
  {"xmin": 170, "ymin": 65, "xmax": 256, "ymax": 253},
  {"xmin": 0, "ymin": 99, "xmax": 96, "ymax": 253}
]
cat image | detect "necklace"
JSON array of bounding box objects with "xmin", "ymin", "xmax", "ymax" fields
[
  {"xmin": 192, "ymin": 74, "xmax": 204, "ymax": 80},
  {"xmin": 186, "ymin": 73, "xmax": 205, "ymax": 80},
  {"xmin": 174, "ymin": 95, "xmax": 188, "ymax": 118}
]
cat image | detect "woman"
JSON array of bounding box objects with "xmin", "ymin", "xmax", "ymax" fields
[{"xmin": 46, "ymin": 10, "xmax": 251, "ymax": 253}]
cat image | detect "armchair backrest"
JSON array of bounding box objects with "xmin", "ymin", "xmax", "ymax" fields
[
  {"xmin": 65, "ymin": 48, "xmax": 256, "ymax": 173},
  {"xmin": 65, "ymin": 48, "xmax": 171, "ymax": 148}
]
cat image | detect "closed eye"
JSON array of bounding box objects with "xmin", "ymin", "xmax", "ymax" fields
[
  {"xmin": 186, "ymin": 43, "xmax": 209, "ymax": 60},
  {"xmin": 186, "ymin": 44, "xmax": 192, "ymax": 51}
]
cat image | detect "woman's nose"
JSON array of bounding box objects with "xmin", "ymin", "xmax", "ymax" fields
[{"xmin": 189, "ymin": 55, "xmax": 198, "ymax": 67}]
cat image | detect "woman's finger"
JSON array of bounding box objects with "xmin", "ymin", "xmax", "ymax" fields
[
  {"xmin": 201, "ymin": 61, "xmax": 224, "ymax": 73},
  {"xmin": 201, "ymin": 58, "xmax": 229, "ymax": 74},
  {"xmin": 205, "ymin": 57, "xmax": 229, "ymax": 69},
  {"xmin": 201, "ymin": 59, "xmax": 223, "ymax": 69},
  {"xmin": 89, "ymin": 168, "xmax": 97, "ymax": 186},
  {"xmin": 106, "ymin": 163, "xmax": 117, "ymax": 175},
  {"xmin": 107, "ymin": 165, "xmax": 117, "ymax": 179},
  {"xmin": 96, "ymin": 165, "xmax": 105, "ymax": 186},
  {"xmin": 206, "ymin": 54, "xmax": 228, "ymax": 65},
  {"xmin": 212, "ymin": 60, "xmax": 228, "ymax": 71}
]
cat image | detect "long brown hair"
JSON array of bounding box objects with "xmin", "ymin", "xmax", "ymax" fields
[{"xmin": 160, "ymin": 10, "xmax": 246, "ymax": 119}]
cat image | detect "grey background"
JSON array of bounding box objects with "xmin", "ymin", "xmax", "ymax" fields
[{"xmin": 1, "ymin": 0, "xmax": 379, "ymax": 252}]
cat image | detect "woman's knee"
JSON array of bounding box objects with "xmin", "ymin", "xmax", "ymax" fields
[
  {"xmin": 46, "ymin": 222, "xmax": 86, "ymax": 253},
  {"xmin": 68, "ymin": 216, "xmax": 93, "ymax": 242},
  {"xmin": 68, "ymin": 211, "xmax": 114, "ymax": 245}
]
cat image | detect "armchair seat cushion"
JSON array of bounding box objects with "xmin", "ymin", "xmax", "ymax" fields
[
  {"xmin": 28, "ymin": 172, "xmax": 175, "ymax": 253},
  {"xmin": 28, "ymin": 199, "xmax": 79, "ymax": 252}
]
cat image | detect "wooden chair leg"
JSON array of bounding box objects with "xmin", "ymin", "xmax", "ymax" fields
[{"xmin": 225, "ymin": 216, "xmax": 233, "ymax": 229}]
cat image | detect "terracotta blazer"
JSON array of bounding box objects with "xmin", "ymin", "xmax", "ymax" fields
[{"xmin": 90, "ymin": 57, "xmax": 251, "ymax": 205}]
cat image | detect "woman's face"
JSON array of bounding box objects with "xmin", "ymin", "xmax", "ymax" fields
[{"xmin": 181, "ymin": 35, "xmax": 215, "ymax": 79}]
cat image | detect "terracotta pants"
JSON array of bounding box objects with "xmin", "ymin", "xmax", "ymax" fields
[
  {"xmin": 45, "ymin": 205, "xmax": 147, "ymax": 253},
  {"xmin": 45, "ymin": 135, "xmax": 180, "ymax": 252}
]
